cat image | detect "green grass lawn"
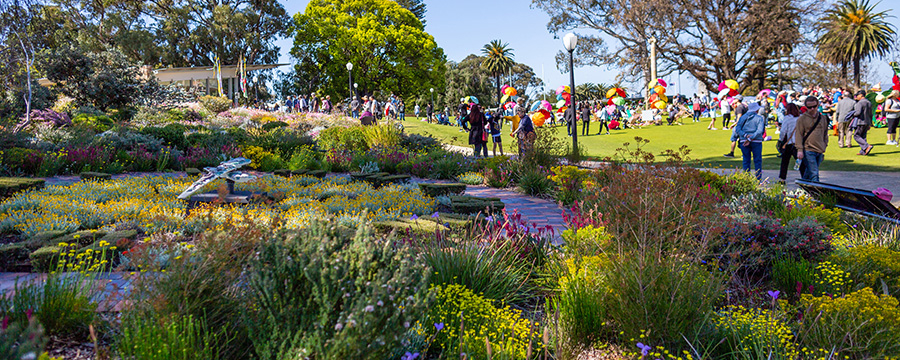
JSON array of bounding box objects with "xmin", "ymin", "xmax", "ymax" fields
[{"xmin": 401, "ymin": 115, "xmax": 900, "ymax": 172}]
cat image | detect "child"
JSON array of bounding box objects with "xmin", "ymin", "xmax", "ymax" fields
[{"xmin": 488, "ymin": 111, "xmax": 504, "ymax": 156}]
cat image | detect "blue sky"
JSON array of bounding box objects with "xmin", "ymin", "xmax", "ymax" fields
[{"xmin": 275, "ymin": 1, "xmax": 900, "ymax": 96}]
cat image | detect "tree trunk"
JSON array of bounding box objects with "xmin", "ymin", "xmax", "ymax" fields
[{"xmin": 854, "ymin": 55, "xmax": 861, "ymax": 89}]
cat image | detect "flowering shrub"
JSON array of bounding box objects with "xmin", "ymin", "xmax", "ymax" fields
[
  {"xmin": 797, "ymin": 288, "xmax": 900, "ymax": 358},
  {"xmin": 29, "ymin": 109, "xmax": 71, "ymax": 127},
  {"xmin": 198, "ymin": 95, "xmax": 232, "ymax": 114},
  {"xmin": 245, "ymin": 222, "xmax": 430, "ymax": 359},
  {"xmin": 831, "ymin": 245, "xmax": 900, "ymax": 296},
  {"xmin": 554, "ymin": 254, "xmax": 613, "ymax": 347},
  {"xmin": 548, "ymin": 165, "xmax": 590, "ymax": 205},
  {"xmin": 241, "ymin": 145, "xmax": 284, "ymax": 171},
  {"xmin": 774, "ymin": 196, "xmax": 849, "ymax": 235},
  {"xmin": 716, "ymin": 215, "xmax": 832, "ymax": 270},
  {"xmin": 426, "ymin": 284, "xmax": 538, "ymax": 359},
  {"xmin": 712, "ymin": 306, "xmax": 798, "ymax": 359},
  {"xmin": 456, "ymin": 171, "xmax": 484, "ymax": 185}
]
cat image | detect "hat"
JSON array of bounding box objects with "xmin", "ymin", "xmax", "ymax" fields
[{"xmin": 874, "ymin": 188, "xmax": 893, "ymax": 202}]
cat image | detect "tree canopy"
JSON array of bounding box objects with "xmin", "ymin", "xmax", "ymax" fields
[
  {"xmin": 290, "ymin": 0, "xmax": 446, "ymax": 100},
  {"xmin": 816, "ymin": 0, "xmax": 896, "ymax": 87}
]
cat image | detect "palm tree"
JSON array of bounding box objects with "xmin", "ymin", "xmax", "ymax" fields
[
  {"xmin": 816, "ymin": 0, "xmax": 896, "ymax": 88},
  {"xmin": 481, "ymin": 40, "xmax": 515, "ymax": 106}
]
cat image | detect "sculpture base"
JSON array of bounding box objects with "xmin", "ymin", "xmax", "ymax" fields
[{"xmin": 186, "ymin": 190, "xmax": 265, "ymax": 210}]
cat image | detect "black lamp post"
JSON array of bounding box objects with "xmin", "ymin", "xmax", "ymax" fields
[{"xmin": 563, "ymin": 33, "xmax": 578, "ymax": 153}]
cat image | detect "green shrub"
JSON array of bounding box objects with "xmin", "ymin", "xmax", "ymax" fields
[
  {"xmin": 774, "ymin": 196, "xmax": 849, "ymax": 235},
  {"xmin": 72, "ymin": 113, "xmax": 114, "ymax": 132},
  {"xmin": 242, "ymin": 145, "xmax": 284, "ymax": 172},
  {"xmin": 0, "ymin": 268, "xmax": 97, "ymax": 339},
  {"xmin": 771, "ymin": 256, "xmax": 816, "ymax": 298},
  {"xmin": 717, "ymin": 215, "xmax": 833, "ymax": 270},
  {"xmin": 831, "ymin": 245, "xmax": 900, "ymax": 296},
  {"xmin": 199, "ymin": 95, "xmax": 232, "ymax": 113},
  {"xmin": 517, "ymin": 166, "xmax": 554, "ymax": 197},
  {"xmin": 286, "ymin": 145, "xmax": 320, "ymax": 171},
  {"xmin": 0, "ymin": 177, "xmax": 45, "ymax": 198},
  {"xmin": 248, "ymin": 127, "xmax": 315, "ymax": 158},
  {"xmin": 519, "ymin": 128, "xmax": 563, "ymax": 169},
  {"xmin": 0, "ymin": 313, "xmax": 47, "ymax": 360},
  {"xmin": 28, "ymin": 246, "xmax": 60, "ymax": 272},
  {"xmin": 422, "ymin": 239, "xmax": 536, "ymax": 305},
  {"xmin": 797, "ymin": 288, "xmax": 900, "ymax": 358},
  {"xmin": 245, "ymin": 221, "xmax": 430, "ymax": 359},
  {"xmin": 24, "ymin": 230, "xmax": 69, "ymax": 250},
  {"xmin": 261, "ymin": 121, "xmax": 289, "ymax": 132},
  {"xmin": 1, "ymin": 148, "xmax": 43, "ymax": 175},
  {"xmin": 456, "ymin": 171, "xmax": 484, "ymax": 185},
  {"xmin": 400, "ymin": 133, "xmax": 441, "ymax": 152},
  {"xmin": 548, "ymin": 165, "xmax": 589, "ymax": 204},
  {"xmin": 0, "ymin": 243, "xmax": 30, "ymax": 270},
  {"xmin": 116, "ymin": 314, "xmax": 222, "ymax": 360},
  {"xmin": 553, "ymin": 255, "xmax": 613, "ymax": 348},
  {"xmin": 140, "ymin": 123, "xmax": 187, "ymax": 150},
  {"xmin": 317, "ymin": 126, "xmax": 368, "ymax": 152},
  {"xmin": 603, "ymin": 254, "xmax": 724, "ymax": 345},
  {"xmin": 560, "ymin": 225, "xmax": 613, "ymax": 258},
  {"xmin": 362, "ymin": 124, "xmax": 402, "ymax": 149},
  {"xmin": 710, "ymin": 306, "xmax": 798, "ymax": 359},
  {"xmin": 426, "ymin": 284, "xmax": 538, "ymax": 359}
]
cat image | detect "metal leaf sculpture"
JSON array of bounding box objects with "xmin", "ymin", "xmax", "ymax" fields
[{"xmin": 177, "ymin": 157, "xmax": 256, "ymax": 199}]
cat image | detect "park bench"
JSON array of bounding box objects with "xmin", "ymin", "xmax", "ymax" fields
[{"xmin": 796, "ymin": 179, "xmax": 900, "ymax": 224}]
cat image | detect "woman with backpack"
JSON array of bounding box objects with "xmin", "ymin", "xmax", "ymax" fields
[
  {"xmin": 463, "ymin": 104, "xmax": 489, "ymax": 158},
  {"xmin": 777, "ymin": 103, "xmax": 804, "ymax": 184}
]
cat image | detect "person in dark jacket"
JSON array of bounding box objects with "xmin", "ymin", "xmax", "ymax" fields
[
  {"xmin": 564, "ymin": 106, "xmax": 575, "ymax": 136},
  {"xmin": 853, "ymin": 90, "xmax": 874, "ymax": 155},
  {"xmin": 464, "ymin": 104, "xmax": 488, "ymax": 157},
  {"xmin": 581, "ymin": 104, "xmax": 592, "ymax": 136}
]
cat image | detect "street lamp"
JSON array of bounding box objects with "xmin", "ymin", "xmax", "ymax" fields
[
  {"xmin": 252, "ymin": 75, "xmax": 259, "ymax": 106},
  {"xmin": 346, "ymin": 62, "xmax": 354, "ymax": 99},
  {"xmin": 563, "ymin": 32, "xmax": 578, "ymax": 155},
  {"xmin": 430, "ymin": 87, "xmax": 434, "ymax": 107}
]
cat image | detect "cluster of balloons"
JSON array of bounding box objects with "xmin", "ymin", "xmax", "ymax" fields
[
  {"xmin": 462, "ymin": 95, "xmax": 479, "ymax": 105},
  {"xmin": 645, "ymin": 79, "xmax": 667, "ymax": 109},
  {"xmin": 714, "ymin": 79, "xmax": 740, "ymax": 108}
]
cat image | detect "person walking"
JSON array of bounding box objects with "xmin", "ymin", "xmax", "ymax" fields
[
  {"xmin": 884, "ymin": 90, "xmax": 900, "ymax": 145},
  {"xmin": 834, "ymin": 92, "xmax": 856, "ymax": 147},
  {"xmin": 463, "ymin": 104, "xmax": 489, "ymax": 157},
  {"xmin": 414, "ymin": 103, "xmax": 420, "ymax": 120},
  {"xmin": 398, "ymin": 101, "xmax": 406, "ymax": 121},
  {"xmin": 732, "ymin": 103, "xmax": 767, "ymax": 180},
  {"xmin": 489, "ymin": 110, "xmax": 504, "ymax": 156},
  {"xmin": 350, "ymin": 96, "xmax": 360, "ymax": 118},
  {"xmin": 795, "ymin": 96, "xmax": 829, "ymax": 182},
  {"xmin": 852, "ymin": 90, "xmax": 874, "ymax": 155},
  {"xmin": 322, "ymin": 95, "xmax": 333, "ymax": 114},
  {"xmin": 510, "ymin": 105, "xmax": 536, "ymax": 154},
  {"xmin": 581, "ymin": 103, "xmax": 591, "ymax": 136},
  {"xmin": 691, "ymin": 95, "xmax": 702, "ymax": 122},
  {"xmin": 564, "ymin": 105, "xmax": 575, "ymax": 136},
  {"xmin": 777, "ymin": 103, "xmax": 804, "ymax": 184},
  {"xmin": 426, "ymin": 102, "xmax": 434, "ymax": 124}
]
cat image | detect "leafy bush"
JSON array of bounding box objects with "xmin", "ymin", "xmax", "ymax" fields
[
  {"xmin": 29, "ymin": 109, "xmax": 71, "ymax": 127},
  {"xmin": 831, "ymin": 245, "xmax": 900, "ymax": 296},
  {"xmin": 1, "ymin": 147, "xmax": 43, "ymax": 175},
  {"xmin": 261, "ymin": 121, "xmax": 289, "ymax": 131},
  {"xmin": 456, "ymin": 171, "xmax": 484, "ymax": 185},
  {"xmin": 317, "ymin": 126, "xmax": 368, "ymax": 152},
  {"xmin": 602, "ymin": 254, "xmax": 724, "ymax": 345},
  {"xmin": 519, "ymin": 128, "xmax": 563, "ymax": 169},
  {"xmin": 771, "ymin": 256, "xmax": 816, "ymax": 299},
  {"xmin": 199, "ymin": 95, "xmax": 232, "ymax": 114},
  {"xmin": 560, "ymin": 224, "xmax": 613, "ymax": 258},
  {"xmin": 242, "ymin": 145, "xmax": 284, "ymax": 171},
  {"xmin": 286, "ymin": 145, "xmax": 321, "ymax": 171},
  {"xmin": 553, "ymin": 255, "xmax": 613, "ymax": 348},
  {"xmin": 774, "ymin": 196, "xmax": 849, "ymax": 235},
  {"xmin": 716, "ymin": 215, "xmax": 833, "ymax": 270},
  {"xmin": 548, "ymin": 165, "xmax": 589, "ymax": 204},
  {"xmin": 710, "ymin": 306, "xmax": 798, "ymax": 359},
  {"xmin": 140, "ymin": 124, "xmax": 187, "ymax": 150},
  {"xmin": 422, "ymin": 239, "xmax": 536, "ymax": 305},
  {"xmin": 426, "ymin": 284, "xmax": 537, "ymax": 359},
  {"xmin": 400, "ymin": 133, "xmax": 441, "ymax": 152},
  {"xmin": 248, "ymin": 127, "xmax": 315, "ymax": 158},
  {"xmin": 0, "ymin": 266, "xmax": 97, "ymax": 339},
  {"xmin": 245, "ymin": 222, "xmax": 430, "ymax": 359},
  {"xmin": 117, "ymin": 314, "xmax": 222, "ymax": 360},
  {"xmin": 0, "ymin": 310, "xmax": 47, "ymax": 360},
  {"xmin": 517, "ymin": 166, "xmax": 554, "ymax": 197},
  {"xmin": 363, "ymin": 124, "xmax": 402, "ymax": 149},
  {"xmin": 797, "ymin": 288, "xmax": 900, "ymax": 358},
  {"xmin": 72, "ymin": 113, "xmax": 114, "ymax": 133}
]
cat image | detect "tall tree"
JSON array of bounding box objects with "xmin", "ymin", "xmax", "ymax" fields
[
  {"xmin": 142, "ymin": 0, "xmax": 291, "ymax": 66},
  {"xmin": 0, "ymin": 0, "xmax": 38, "ymax": 124},
  {"xmin": 394, "ymin": 0, "xmax": 426, "ymax": 24},
  {"xmin": 481, "ymin": 40, "xmax": 514, "ymax": 106},
  {"xmin": 291, "ymin": 0, "xmax": 446, "ymax": 100},
  {"xmin": 532, "ymin": 0, "xmax": 812, "ymax": 93},
  {"xmin": 816, "ymin": 0, "xmax": 896, "ymax": 88}
]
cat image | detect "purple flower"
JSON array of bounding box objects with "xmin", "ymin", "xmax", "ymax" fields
[
  {"xmin": 410, "ymin": 214, "xmax": 418, "ymax": 220},
  {"xmin": 434, "ymin": 322, "xmax": 444, "ymax": 331},
  {"xmin": 637, "ymin": 342, "xmax": 651, "ymax": 356},
  {"xmin": 767, "ymin": 290, "xmax": 780, "ymax": 300},
  {"xmin": 486, "ymin": 216, "xmax": 494, "ymax": 222},
  {"xmin": 432, "ymin": 212, "xmax": 440, "ymax": 218},
  {"xmin": 401, "ymin": 353, "xmax": 420, "ymax": 360}
]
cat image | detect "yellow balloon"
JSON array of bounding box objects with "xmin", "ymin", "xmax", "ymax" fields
[
  {"xmin": 654, "ymin": 100, "xmax": 666, "ymax": 109},
  {"xmin": 654, "ymin": 85, "xmax": 665, "ymax": 95},
  {"xmin": 659, "ymin": 93, "xmax": 668, "ymax": 103},
  {"xmin": 725, "ymin": 79, "xmax": 739, "ymax": 90},
  {"xmin": 532, "ymin": 112, "xmax": 547, "ymax": 127}
]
